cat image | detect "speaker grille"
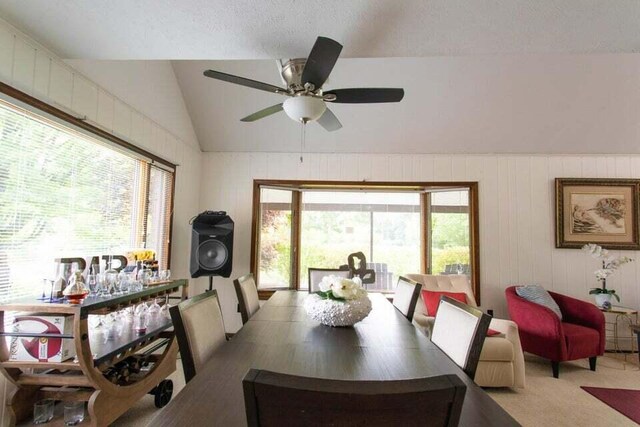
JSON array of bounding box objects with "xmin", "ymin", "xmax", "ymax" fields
[{"xmin": 197, "ymin": 239, "xmax": 229, "ymax": 270}]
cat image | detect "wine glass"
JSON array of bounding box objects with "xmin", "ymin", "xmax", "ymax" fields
[
  {"xmin": 148, "ymin": 298, "xmax": 161, "ymax": 316},
  {"xmin": 87, "ymin": 274, "xmax": 97, "ymax": 297},
  {"xmin": 133, "ymin": 303, "xmax": 149, "ymax": 334},
  {"xmin": 160, "ymin": 294, "xmax": 171, "ymax": 319},
  {"xmin": 96, "ymin": 274, "xmax": 109, "ymax": 297}
]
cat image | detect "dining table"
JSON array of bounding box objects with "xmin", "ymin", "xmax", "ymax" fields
[{"xmin": 151, "ymin": 291, "xmax": 519, "ymax": 426}]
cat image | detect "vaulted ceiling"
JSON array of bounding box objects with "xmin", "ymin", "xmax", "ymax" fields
[
  {"xmin": 2, "ymin": 1, "xmax": 640, "ymax": 154},
  {"xmin": 1, "ymin": 0, "xmax": 639, "ymax": 59}
]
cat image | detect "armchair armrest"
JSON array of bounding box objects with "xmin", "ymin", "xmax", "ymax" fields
[
  {"xmin": 488, "ymin": 318, "xmax": 518, "ymax": 341},
  {"xmin": 548, "ymin": 291, "xmax": 604, "ymax": 330},
  {"xmin": 488, "ymin": 318, "xmax": 526, "ymax": 388},
  {"xmin": 549, "ymin": 291, "xmax": 605, "ymax": 353}
]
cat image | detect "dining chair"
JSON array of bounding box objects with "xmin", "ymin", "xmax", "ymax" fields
[
  {"xmin": 392, "ymin": 276, "xmax": 421, "ymax": 322},
  {"xmin": 431, "ymin": 295, "xmax": 491, "ymax": 380},
  {"xmin": 307, "ymin": 268, "xmax": 351, "ymax": 292},
  {"xmin": 233, "ymin": 273, "xmax": 260, "ymax": 324},
  {"xmin": 170, "ymin": 290, "xmax": 227, "ymax": 383},
  {"xmin": 243, "ymin": 369, "xmax": 466, "ymax": 427}
]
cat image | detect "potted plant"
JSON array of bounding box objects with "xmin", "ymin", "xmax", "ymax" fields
[{"xmin": 582, "ymin": 243, "xmax": 634, "ymax": 308}]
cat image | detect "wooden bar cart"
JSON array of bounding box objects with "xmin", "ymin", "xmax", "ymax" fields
[{"xmin": 0, "ymin": 279, "xmax": 188, "ymax": 426}]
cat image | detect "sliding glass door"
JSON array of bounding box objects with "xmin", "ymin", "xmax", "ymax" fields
[{"xmin": 299, "ymin": 191, "xmax": 421, "ymax": 291}]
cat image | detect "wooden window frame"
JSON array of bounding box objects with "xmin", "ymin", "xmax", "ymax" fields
[
  {"xmin": 0, "ymin": 82, "xmax": 177, "ymax": 268},
  {"xmin": 251, "ymin": 180, "xmax": 480, "ymax": 304}
]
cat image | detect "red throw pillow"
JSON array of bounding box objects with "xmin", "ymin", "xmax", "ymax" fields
[
  {"xmin": 487, "ymin": 328, "xmax": 501, "ymax": 336},
  {"xmin": 421, "ymin": 290, "xmax": 468, "ymax": 316}
]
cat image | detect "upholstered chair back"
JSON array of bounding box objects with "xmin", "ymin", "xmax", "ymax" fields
[
  {"xmin": 392, "ymin": 276, "xmax": 422, "ymax": 322},
  {"xmin": 431, "ymin": 296, "xmax": 490, "ymax": 380},
  {"xmin": 234, "ymin": 274, "xmax": 260, "ymax": 324},
  {"xmin": 170, "ymin": 290, "xmax": 227, "ymax": 382}
]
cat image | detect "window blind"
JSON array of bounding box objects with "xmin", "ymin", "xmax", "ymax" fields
[
  {"xmin": 145, "ymin": 165, "xmax": 174, "ymax": 270},
  {"xmin": 0, "ymin": 99, "xmax": 174, "ymax": 301}
]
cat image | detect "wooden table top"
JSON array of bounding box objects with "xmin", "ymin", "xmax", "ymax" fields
[{"xmin": 151, "ymin": 291, "xmax": 518, "ymax": 426}]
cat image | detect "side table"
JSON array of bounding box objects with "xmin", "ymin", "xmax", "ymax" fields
[{"xmin": 599, "ymin": 306, "xmax": 638, "ymax": 365}]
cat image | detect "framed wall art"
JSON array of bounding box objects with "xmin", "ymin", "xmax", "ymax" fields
[{"xmin": 555, "ymin": 178, "xmax": 640, "ymax": 250}]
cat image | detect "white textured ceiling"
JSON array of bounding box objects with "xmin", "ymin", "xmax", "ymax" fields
[
  {"xmin": 1, "ymin": 0, "xmax": 639, "ymax": 59},
  {"xmin": 173, "ymin": 55, "xmax": 640, "ymax": 154}
]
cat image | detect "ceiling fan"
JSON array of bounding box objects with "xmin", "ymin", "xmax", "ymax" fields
[{"xmin": 203, "ymin": 36, "xmax": 405, "ymax": 132}]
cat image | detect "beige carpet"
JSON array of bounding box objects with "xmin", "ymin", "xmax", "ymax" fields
[
  {"xmin": 111, "ymin": 354, "xmax": 640, "ymax": 426},
  {"xmin": 487, "ymin": 353, "xmax": 640, "ymax": 427}
]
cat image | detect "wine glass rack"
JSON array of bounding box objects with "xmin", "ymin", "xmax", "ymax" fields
[{"xmin": 0, "ymin": 279, "xmax": 188, "ymax": 426}]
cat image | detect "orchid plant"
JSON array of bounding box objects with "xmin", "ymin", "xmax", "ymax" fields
[
  {"xmin": 582, "ymin": 243, "xmax": 634, "ymax": 302},
  {"xmin": 316, "ymin": 275, "xmax": 367, "ymax": 302}
]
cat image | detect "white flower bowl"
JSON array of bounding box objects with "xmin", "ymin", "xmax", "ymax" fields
[{"xmin": 303, "ymin": 294, "xmax": 372, "ymax": 327}]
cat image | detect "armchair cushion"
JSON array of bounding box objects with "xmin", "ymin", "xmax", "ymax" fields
[
  {"xmin": 515, "ymin": 285, "xmax": 562, "ymax": 320},
  {"xmin": 421, "ymin": 290, "xmax": 468, "ymax": 316},
  {"xmin": 562, "ymin": 323, "xmax": 601, "ymax": 360}
]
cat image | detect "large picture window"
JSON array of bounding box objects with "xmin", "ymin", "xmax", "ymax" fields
[
  {"xmin": 0, "ymin": 95, "xmax": 174, "ymax": 301},
  {"xmin": 251, "ymin": 181, "xmax": 480, "ymax": 301}
]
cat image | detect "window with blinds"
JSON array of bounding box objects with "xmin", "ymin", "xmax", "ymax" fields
[{"xmin": 0, "ymin": 98, "xmax": 174, "ymax": 301}]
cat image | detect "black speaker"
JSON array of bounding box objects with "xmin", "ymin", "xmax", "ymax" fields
[{"xmin": 190, "ymin": 211, "xmax": 234, "ymax": 278}]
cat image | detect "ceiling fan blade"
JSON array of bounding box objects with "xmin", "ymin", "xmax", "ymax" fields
[
  {"xmin": 301, "ymin": 37, "xmax": 343, "ymax": 89},
  {"xmin": 324, "ymin": 88, "xmax": 405, "ymax": 103},
  {"xmin": 204, "ymin": 69, "xmax": 287, "ymax": 94},
  {"xmin": 317, "ymin": 108, "xmax": 342, "ymax": 132},
  {"xmin": 240, "ymin": 103, "xmax": 284, "ymax": 122}
]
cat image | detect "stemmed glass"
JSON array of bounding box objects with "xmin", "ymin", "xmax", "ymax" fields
[
  {"xmin": 87, "ymin": 274, "xmax": 97, "ymax": 297},
  {"xmin": 160, "ymin": 294, "xmax": 171, "ymax": 319},
  {"xmin": 133, "ymin": 303, "xmax": 149, "ymax": 334},
  {"xmin": 159, "ymin": 270, "xmax": 171, "ymax": 282},
  {"xmin": 97, "ymin": 273, "xmax": 110, "ymax": 297},
  {"xmin": 148, "ymin": 298, "xmax": 161, "ymax": 316},
  {"xmin": 103, "ymin": 312, "xmax": 119, "ymax": 342}
]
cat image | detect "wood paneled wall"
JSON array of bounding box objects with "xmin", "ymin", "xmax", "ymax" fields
[
  {"xmin": 201, "ymin": 152, "xmax": 640, "ymax": 333},
  {"xmin": 0, "ymin": 18, "xmax": 203, "ymax": 423}
]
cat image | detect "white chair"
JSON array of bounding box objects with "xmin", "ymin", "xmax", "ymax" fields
[
  {"xmin": 392, "ymin": 276, "xmax": 422, "ymax": 322},
  {"xmin": 431, "ymin": 296, "xmax": 491, "ymax": 380},
  {"xmin": 406, "ymin": 273, "xmax": 526, "ymax": 388},
  {"xmin": 234, "ymin": 273, "xmax": 260, "ymax": 324},
  {"xmin": 308, "ymin": 268, "xmax": 351, "ymax": 292},
  {"xmin": 170, "ymin": 290, "xmax": 227, "ymax": 383}
]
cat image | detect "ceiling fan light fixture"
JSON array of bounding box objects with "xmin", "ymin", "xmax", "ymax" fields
[{"xmin": 283, "ymin": 96, "xmax": 326, "ymax": 123}]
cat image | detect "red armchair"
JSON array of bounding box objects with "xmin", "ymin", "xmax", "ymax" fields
[{"xmin": 505, "ymin": 286, "xmax": 605, "ymax": 378}]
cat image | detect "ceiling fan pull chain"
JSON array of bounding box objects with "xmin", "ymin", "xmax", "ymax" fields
[{"xmin": 299, "ymin": 121, "xmax": 307, "ymax": 163}]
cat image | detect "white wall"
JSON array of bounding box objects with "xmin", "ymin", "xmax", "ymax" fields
[
  {"xmin": 0, "ymin": 18, "xmax": 203, "ymax": 424},
  {"xmin": 201, "ymin": 151, "xmax": 640, "ymax": 332},
  {"xmin": 64, "ymin": 59, "xmax": 199, "ymax": 149}
]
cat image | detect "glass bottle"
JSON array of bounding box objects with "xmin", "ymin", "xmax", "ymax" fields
[{"xmin": 63, "ymin": 271, "xmax": 89, "ymax": 304}]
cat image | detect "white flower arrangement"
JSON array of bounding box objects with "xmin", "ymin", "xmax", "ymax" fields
[
  {"xmin": 304, "ymin": 275, "xmax": 372, "ymax": 327},
  {"xmin": 582, "ymin": 243, "xmax": 634, "ymax": 302},
  {"xmin": 316, "ymin": 275, "xmax": 367, "ymax": 301}
]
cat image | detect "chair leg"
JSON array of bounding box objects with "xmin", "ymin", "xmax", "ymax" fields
[
  {"xmin": 589, "ymin": 357, "xmax": 597, "ymax": 371},
  {"xmin": 551, "ymin": 361, "xmax": 560, "ymax": 378}
]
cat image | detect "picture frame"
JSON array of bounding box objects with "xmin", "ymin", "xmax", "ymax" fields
[{"xmin": 555, "ymin": 178, "xmax": 640, "ymax": 250}]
